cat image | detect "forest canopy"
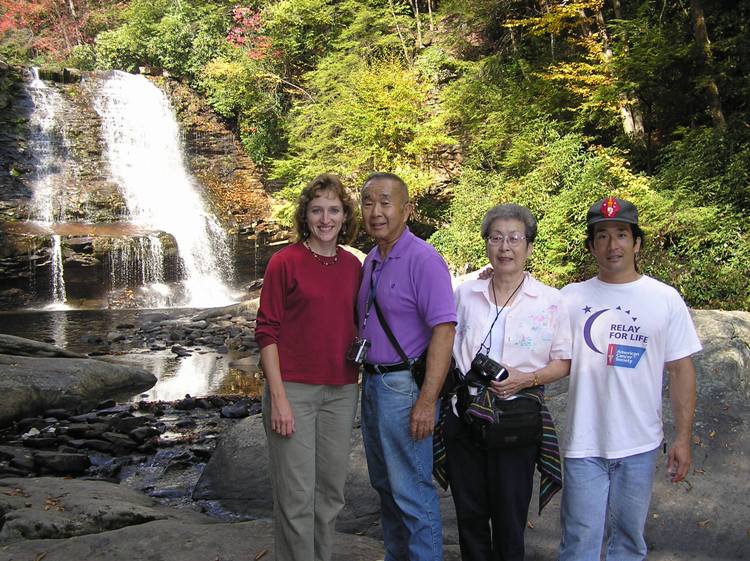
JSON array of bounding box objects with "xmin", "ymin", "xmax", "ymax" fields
[{"xmin": 2, "ymin": 0, "xmax": 749, "ymax": 309}]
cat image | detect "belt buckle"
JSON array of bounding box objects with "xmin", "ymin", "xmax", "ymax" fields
[{"xmin": 374, "ymin": 364, "xmax": 385, "ymax": 375}]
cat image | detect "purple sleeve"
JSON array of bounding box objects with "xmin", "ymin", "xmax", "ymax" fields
[{"xmin": 414, "ymin": 252, "xmax": 457, "ymax": 328}]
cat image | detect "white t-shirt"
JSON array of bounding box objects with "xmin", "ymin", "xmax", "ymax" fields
[{"xmin": 561, "ymin": 275, "xmax": 702, "ymax": 459}]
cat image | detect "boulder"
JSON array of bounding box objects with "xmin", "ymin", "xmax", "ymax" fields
[
  {"xmin": 32, "ymin": 451, "xmax": 91, "ymax": 475},
  {"xmin": 190, "ymin": 298, "xmax": 259, "ymax": 321},
  {"xmin": 0, "ymin": 477, "xmax": 385, "ymax": 561},
  {"xmin": 192, "ymin": 413, "xmax": 385, "ymax": 534},
  {"xmin": 0, "ymin": 334, "xmax": 85, "ymax": 358},
  {"xmin": 0, "ymin": 353, "xmax": 156, "ymax": 426},
  {"xmin": 691, "ymin": 309, "xmax": 750, "ymax": 399},
  {"xmin": 191, "ymin": 414, "xmax": 272, "ymax": 514},
  {"xmin": 0, "ymin": 477, "xmax": 171, "ymax": 543}
]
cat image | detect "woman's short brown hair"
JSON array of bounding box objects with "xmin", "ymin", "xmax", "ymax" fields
[{"xmin": 294, "ymin": 173, "xmax": 358, "ymax": 245}]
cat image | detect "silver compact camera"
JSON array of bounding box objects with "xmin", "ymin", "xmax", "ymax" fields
[
  {"xmin": 347, "ymin": 337, "xmax": 371, "ymax": 365},
  {"xmin": 466, "ymin": 352, "xmax": 508, "ymax": 387}
]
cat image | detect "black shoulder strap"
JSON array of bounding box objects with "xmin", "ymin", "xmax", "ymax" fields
[{"xmin": 372, "ymin": 297, "xmax": 410, "ymax": 364}]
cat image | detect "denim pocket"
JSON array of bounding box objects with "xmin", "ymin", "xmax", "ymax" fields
[{"xmin": 380, "ymin": 371, "xmax": 415, "ymax": 397}]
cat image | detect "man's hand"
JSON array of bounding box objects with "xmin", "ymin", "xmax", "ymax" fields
[
  {"xmin": 665, "ymin": 356, "xmax": 697, "ymax": 483},
  {"xmin": 477, "ymin": 266, "xmax": 493, "ymax": 280},
  {"xmin": 409, "ymin": 322, "xmax": 455, "ymax": 440},
  {"xmin": 410, "ymin": 397, "xmax": 437, "ymax": 440},
  {"xmin": 667, "ymin": 438, "xmax": 691, "ymax": 482}
]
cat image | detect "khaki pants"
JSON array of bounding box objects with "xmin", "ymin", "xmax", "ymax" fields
[{"xmin": 263, "ymin": 381, "xmax": 358, "ymax": 561}]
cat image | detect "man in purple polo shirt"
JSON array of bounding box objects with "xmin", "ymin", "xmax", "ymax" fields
[{"xmin": 357, "ymin": 172, "xmax": 456, "ymax": 561}]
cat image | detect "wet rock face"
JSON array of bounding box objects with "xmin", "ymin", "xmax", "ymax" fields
[{"xmin": 0, "ymin": 353, "xmax": 157, "ymax": 426}]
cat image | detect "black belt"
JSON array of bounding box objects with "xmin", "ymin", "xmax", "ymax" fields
[{"xmin": 363, "ymin": 361, "xmax": 411, "ymax": 375}]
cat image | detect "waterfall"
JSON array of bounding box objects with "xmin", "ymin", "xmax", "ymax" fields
[
  {"xmin": 94, "ymin": 71, "xmax": 235, "ymax": 308},
  {"xmin": 25, "ymin": 68, "xmax": 75, "ymax": 223},
  {"xmin": 25, "ymin": 68, "xmax": 71, "ymax": 308},
  {"xmin": 49, "ymin": 234, "xmax": 67, "ymax": 307},
  {"xmin": 109, "ymin": 235, "xmax": 171, "ymax": 308},
  {"xmin": 109, "ymin": 235, "xmax": 166, "ymax": 288}
]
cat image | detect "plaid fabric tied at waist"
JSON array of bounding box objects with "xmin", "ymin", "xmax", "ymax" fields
[{"xmin": 432, "ymin": 387, "xmax": 562, "ymax": 515}]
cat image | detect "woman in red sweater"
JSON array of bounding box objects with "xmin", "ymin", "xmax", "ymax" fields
[{"xmin": 255, "ymin": 174, "xmax": 361, "ymax": 561}]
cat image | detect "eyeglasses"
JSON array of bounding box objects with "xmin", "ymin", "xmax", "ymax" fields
[{"xmin": 485, "ymin": 232, "xmax": 526, "ymax": 247}]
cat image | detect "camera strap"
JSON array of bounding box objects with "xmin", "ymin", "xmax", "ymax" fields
[
  {"xmin": 361, "ymin": 259, "xmax": 386, "ymax": 332},
  {"xmin": 372, "ymin": 297, "xmax": 410, "ymax": 365},
  {"xmin": 477, "ymin": 276, "xmax": 524, "ymax": 358}
]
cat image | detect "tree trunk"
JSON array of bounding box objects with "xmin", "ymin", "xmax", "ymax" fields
[
  {"xmin": 51, "ymin": 0, "xmax": 72, "ymax": 52},
  {"xmin": 611, "ymin": 0, "xmax": 623, "ymax": 20},
  {"xmin": 408, "ymin": 0, "xmax": 424, "ymax": 48},
  {"xmin": 389, "ymin": 0, "xmax": 411, "ymax": 61},
  {"xmin": 584, "ymin": 7, "xmax": 646, "ymax": 139},
  {"xmin": 427, "ymin": 0, "xmax": 435, "ymax": 32},
  {"xmin": 690, "ymin": 0, "xmax": 726, "ymax": 129},
  {"xmin": 539, "ymin": 0, "xmax": 554, "ymax": 61}
]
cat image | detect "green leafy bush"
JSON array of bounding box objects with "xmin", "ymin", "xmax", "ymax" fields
[{"xmin": 271, "ymin": 55, "xmax": 455, "ymax": 218}]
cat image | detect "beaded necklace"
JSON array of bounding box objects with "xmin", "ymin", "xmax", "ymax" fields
[{"xmin": 304, "ymin": 240, "xmax": 339, "ymax": 266}]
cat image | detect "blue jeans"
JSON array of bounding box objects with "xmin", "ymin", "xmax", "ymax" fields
[
  {"xmin": 559, "ymin": 447, "xmax": 659, "ymax": 561},
  {"xmin": 361, "ymin": 370, "xmax": 443, "ymax": 561}
]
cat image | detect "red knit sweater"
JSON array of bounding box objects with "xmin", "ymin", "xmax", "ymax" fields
[{"xmin": 255, "ymin": 242, "xmax": 361, "ymax": 385}]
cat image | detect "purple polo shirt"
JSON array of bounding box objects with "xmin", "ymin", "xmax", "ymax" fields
[{"xmin": 357, "ymin": 227, "xmax": 457, "ymax": 364}]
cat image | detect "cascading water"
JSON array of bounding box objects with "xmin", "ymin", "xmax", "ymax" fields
[
  {"xmin": 109, "ymin": 235, "xmax": 166, "ymax": 288},
  {"xmin": 25, "ymin": 68, "xmax": 71, "ymax": 308},
  {"xmin": 50, "ymin": 234, "xmax": 67, "ymax": 304},
  {"xmin": 109, "ymin": 235, "xmax": 171, "ymax": 308},
  {"xmin": 94, "ymin": 71, "xmax": 235, "ymax": 308}
]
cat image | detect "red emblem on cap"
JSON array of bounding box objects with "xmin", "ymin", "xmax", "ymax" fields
[{"xmin": 601, "ymin": 197, "xmax": 620, "ymax": 218}]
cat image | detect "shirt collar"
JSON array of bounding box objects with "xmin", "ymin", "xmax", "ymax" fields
[
  {"xmin": 470, "ymin": 272, "xmax": 539, "ymax": 299},
  {"xmin": 371, "ymin": 226, "xmax": 413, "ymax": 264}
]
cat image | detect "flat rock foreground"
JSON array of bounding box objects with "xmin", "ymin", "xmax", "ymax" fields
[{"xmin": 0, "ymin": 310, "xmax": 748, "ymax": 561}]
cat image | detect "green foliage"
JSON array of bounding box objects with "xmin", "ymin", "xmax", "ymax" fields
[
  {"xmin": 199, "ymin": 53, "xmax": 285, "ymax": 162},
  {"xmin": 270, "ymin": 55, "xmax": 456, "ymax": 218},
  {"xmin": 655, "ymin": 126, "xmax": 750, "ymax": 210},
  {"xmin": 23, "ymin": 0, "xmax": 750, "ymax": 309},
  {"xmin": 429, "ymin": 169, "xmax": 505, "ymax": 270},
  {"xmin": 95, "ymin": 26, "xmax": 145, "ymax": 71},
  {"xmin": 262, "ymin": 0, "xmax": 337, "ymax": 75},
  {"xmin": 94, "ymin": 0, "xmax": 230, "ymax": 75},
  {"xmin": 0, "ymin": 29, "xmax": 34, "ymax": 64}
]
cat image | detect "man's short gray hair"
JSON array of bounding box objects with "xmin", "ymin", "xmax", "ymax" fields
[{"xmin": 480, "ymin": 204, "xmax": 537, "ymax": 243}]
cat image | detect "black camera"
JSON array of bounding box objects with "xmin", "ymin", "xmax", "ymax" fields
[
  {"xmin": 346, "ymin": 337, "xmax": 371, "ymax": 365},
  {"xmin": 466, "ymin": 352, "xmax": 509, "ymax": 387}
]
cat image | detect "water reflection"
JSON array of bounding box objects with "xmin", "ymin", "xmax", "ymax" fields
[
  {"xmin": 49, "ymin": 308, "xmax": 69, "ymax": 348},
  {"xmin": 0, "ymin": 309, "xmax": 266, "ymax": 401},
  {"xmin": 126, "ymin": 352, "xmax": 263, "ymax": 402}
]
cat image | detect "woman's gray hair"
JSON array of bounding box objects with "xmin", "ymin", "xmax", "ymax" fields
[{"xmin": 480, "ymin": 204, "xmax": 537, "ymax": 243}]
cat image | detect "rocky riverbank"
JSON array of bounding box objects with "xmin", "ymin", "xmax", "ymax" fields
[{"xmin": 0, "ymin": 309, "xmax": 748, "ymax": 560}]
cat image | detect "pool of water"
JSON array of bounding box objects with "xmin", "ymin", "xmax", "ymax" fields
[{"xmin": 0, "ymin": 309, "xmax": 265, "ymax": 401}]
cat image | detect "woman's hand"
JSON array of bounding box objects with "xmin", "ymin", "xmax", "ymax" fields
[
  {"xmin": 271, "ymin": 394, "xmax": 295, "ymax": 437},
  {"xmin": 489, "ymin": 366, "xmax": 534, "ymax": 398}
]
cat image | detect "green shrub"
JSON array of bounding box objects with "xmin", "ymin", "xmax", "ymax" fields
[
  {"xmin": 65, "ymin": 43, "xmax": 97, "ymax": 70},
  {"xmin": 270, "ymin": 55, "xmax": 455, "ymax": 221}
]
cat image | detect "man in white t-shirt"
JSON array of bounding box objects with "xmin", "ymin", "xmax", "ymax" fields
[{"xmin": 558, "ymin": 196, "xmax": 702, "ymax": 561}]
